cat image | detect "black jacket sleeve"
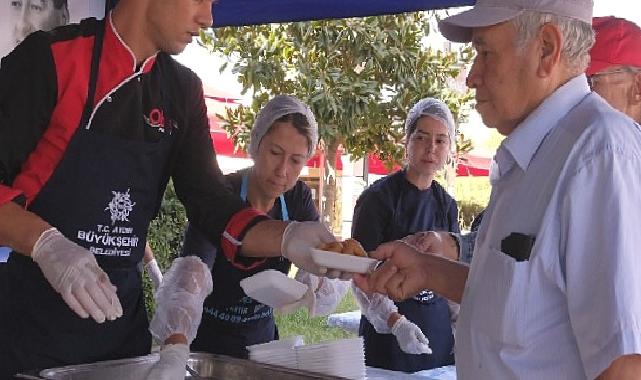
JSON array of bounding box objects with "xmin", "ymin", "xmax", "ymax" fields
[
  {"xmin": 447, "ymin": 197, "xmax": 461, "ymax": 233},
  {"xmin": 289, "ymin": 180, "xmax": 319, "ymax": 222},
  {"xmin": 0, "ymin": 32, "xmax": 57, "ymax": 199},
  {"xmin": 168, "ymin": 65, "xmax": 246, "ymax": 245},
  {"xmin": 351, "ymin": 189, "xmax": 392, "ymax": 252}
]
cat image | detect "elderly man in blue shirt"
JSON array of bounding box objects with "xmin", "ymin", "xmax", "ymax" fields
[{"xmin": 354, "ymin": 0, "xmax": 641, "ymax": 379}]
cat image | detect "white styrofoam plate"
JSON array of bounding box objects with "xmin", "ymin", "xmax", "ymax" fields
[
  {"xmin": 310, "ymin": 249, "xmax": 378, "ymax": 274},
  {"xmin": 240, "ymin": 270, "xmax": 308, "ymax": 308}
]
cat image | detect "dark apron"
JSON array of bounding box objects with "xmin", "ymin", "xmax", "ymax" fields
[
  {"xmin": 3, "ymin": 23, "xmax": 174, "ymax": 375},
  {"xmin": 360, "ymin": 297, "xmax": 454, "ymax": 372},
  {"xmin": 360, "ymin": 179, "xmax": 455, "ymax": 372},
  {"xmin": 192, "ymin": 172, "xmax": 289, "ymax": 358}
]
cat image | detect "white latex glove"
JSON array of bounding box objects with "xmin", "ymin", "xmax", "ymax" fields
[
  {"xmin": 297, "ymin": 270, "xmax": 350, "ymax": 316},
  {"xmin": 145, "ymin": 258, "xmax": 163, "ymax": 291},
  {"xmin": 351, "ymin": 282, "xmax": 397, "ymax": 333},
  {"xmin": 31, "ymin": 227, "xmax": 122, "ymax": 323},
  {"xmin": 275, "ymin": 275, "xmax": 318, "ymax": 315},
  {"xmin": 149, "ymin": 256, "xmax": 212, "ymax": 345},
  {"xmin": 281, "ymin": 221, "xmax": 337, "ymax": 277},
  {"xmin": 145, "ymin": 344, "xmax": 189, "ymax": 380},
  {"xmin": 391, "ymin": 316, "xmax": 432, "ymax": 355}
]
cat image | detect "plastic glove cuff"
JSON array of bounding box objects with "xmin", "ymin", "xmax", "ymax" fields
[{"xmin": 391, "ymin": 315, "xmax": 407, "ymax": 335}]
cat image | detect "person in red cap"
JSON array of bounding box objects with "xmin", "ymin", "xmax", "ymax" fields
[{"xmin": 588, "ymin": 16, "xmax": 641, "ymax": 123}]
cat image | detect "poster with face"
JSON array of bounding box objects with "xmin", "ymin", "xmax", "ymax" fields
[{"xmin": 1, "ymin": 0, "xmax": 105, "ymax": 60}]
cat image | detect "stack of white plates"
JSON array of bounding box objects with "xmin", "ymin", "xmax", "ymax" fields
[
  {"xmin": 248, "ymin": 337, "xmax": 365, "ymax": 379},
  {"xmin": 295, "ymin": 337, "xmax": 366, "ymax": 380},
  {"xmin": 247, "ymin": 336, "xmax": 303, "ymax": 369}
]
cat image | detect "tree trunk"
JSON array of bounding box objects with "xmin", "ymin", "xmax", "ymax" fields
[{"xmin": 322, "ymin": 139, "xmax": 343, "ymax": 237}]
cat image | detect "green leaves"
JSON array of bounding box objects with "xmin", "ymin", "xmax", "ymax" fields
[{"xmin": 203, "ymin": 13, "xmax": 473, "ymax": 168}]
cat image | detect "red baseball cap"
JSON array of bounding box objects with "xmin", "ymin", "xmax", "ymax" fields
[{"xmin": 587, "ymin": 16, "xmax": 641, "ymax": 76}]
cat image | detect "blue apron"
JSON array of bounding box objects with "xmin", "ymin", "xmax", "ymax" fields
[
  {"xmin": 191, "ymin": 172, "xmax": 290, "ymax": 358},
  {"xmin": 360, "ymin": 178, "xmax": 455, "ymax": 372},
  {"xmin": 2, "ymin": 23, "xmax": 174, "ymax": 374}
]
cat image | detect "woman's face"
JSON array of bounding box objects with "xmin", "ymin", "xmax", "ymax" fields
[
  {"xmin": 253, "ymin": 121, "xmax": 309, "ymax": 199},
  {"xmin": 406, "ymin": 116, "xmax": 451, "ymax": 177}
]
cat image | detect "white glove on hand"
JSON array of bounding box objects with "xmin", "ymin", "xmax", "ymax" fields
[
  {"xmin": 276, "ymin": 275, "xmax": 318, "ymax": 315},
  {"xmin": 391, "ymin": 316, "xmax": 432, "ymax": 355},
  {"xmin": 298, "ymin": 270, "xmax": 349, "ymax": 316},
  {"xmin": 149, "ymin": 256, "xmax": 212, "ymax": 345},
  {"xmin": 281, "ymin": 221, "xmax": 336, "ymax": 276},
  {"xmin": 31, "ymin": 227, "xmax": 122, "ymax": 323},
  {"xmin": 145, "ymin": 344, "xmax": 189, "ymax": 380},
  {"xmin": 352, "ymin": 283, "xmax": 398, "ymax": 333},
  {"xmin": 145, "ymin": 258, "xmax": 163, "ymax": 291}
]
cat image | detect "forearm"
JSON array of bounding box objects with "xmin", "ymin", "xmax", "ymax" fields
[
  {"xmin": 144, "ymin": 242, "xmax": 154, "ymax": 264},
  {"xmin": 423, "ymin": 253, "xmax": 469, "ymax": 303},
  {"xmin": 597, "ymin": 355, "xmax": 641, "ymax": 380},
  {"xmin": 239, "ymin": 220, "xmax": 287, "ymax": 257},
  {"xmin": 0, "ymin": 201, "xmax": 50, "ymax": 256}
]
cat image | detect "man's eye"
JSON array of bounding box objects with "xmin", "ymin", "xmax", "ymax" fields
[
  {"xmin": 30, "ymin": 3, "xmax": 43, "ymax": 11},
  {"xmin": 10, "ymin": 0, "xmax": 22, "ymax": 8}
]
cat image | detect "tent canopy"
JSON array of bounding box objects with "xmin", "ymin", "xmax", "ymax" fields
[{"xmin": 211, "ymin": 0, "xmax": 475, "ymax": 27}]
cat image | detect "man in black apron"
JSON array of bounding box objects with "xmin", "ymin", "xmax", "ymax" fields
[{"xmin": 0, "ymin": 0, "xmax": 340, "ymax": 376}]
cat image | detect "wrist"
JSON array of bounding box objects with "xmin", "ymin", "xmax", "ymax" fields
[
  {"xmin": 390, "ymin": 315, "xmax": 407, "ymax": 334},
  {"xmin": 164, "ymin": 333, "xmax": 188, "ymax": 345},
  {"xmin": 387, "ymin": 312, "xmax": 402, "ymax": 329},
  {"xmin": 30, "ymin": 226, "xmax": 58, "ymax": 260},
  {"xmin": 447, "ymin": 232, "xmax": 461, "ymax": 260}
]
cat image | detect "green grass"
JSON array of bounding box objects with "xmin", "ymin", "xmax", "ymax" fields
[
  {"xmin": 275, "ymin": 288, "xmax": 359, "ymax": 344},
  {"xmin": 454, "ymin": 176, "xmax": 491, "ymax": 231}
]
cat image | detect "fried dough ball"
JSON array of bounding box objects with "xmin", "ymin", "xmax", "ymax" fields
[
  {"xmin": 322, "ymin": 241, "xmax": 344, "ymax": 253},
  {"xmin": 341, "ymin": 238, "xmax": 367, "ymax": 257}
]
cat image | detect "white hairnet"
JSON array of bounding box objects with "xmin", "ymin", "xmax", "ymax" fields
[
  {"xmin": 249, "ymin": 95, "xmax": 319, "ymax": 159},
  {"xmin": 404, "ymin": 97, "xmax": 456, "ymax": 146}
]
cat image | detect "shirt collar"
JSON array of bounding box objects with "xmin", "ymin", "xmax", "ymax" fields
[
  {"xmin": 105, "ymin": 11, "xmax": 157, "ymax": 75},
  {"xmin": 503, "ymin": 75, "xmax": 591, "ymax": 172}
]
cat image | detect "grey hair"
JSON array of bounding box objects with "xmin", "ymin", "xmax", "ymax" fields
[{"xmin": 511, "ymin": 10, "xmax": 595, "ymax": 73}]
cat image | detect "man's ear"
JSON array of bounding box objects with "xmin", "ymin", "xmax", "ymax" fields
[
  {"xmin": 537, "ymin": 23, "xmax": 563, "ymax": 78},
  {"xmin": 632, "ymin": 71, "xmax": 641, "ymax": 104},
  {"xmin": 61, "ymin": 8, "xmax": 70, "ymax": 26}
]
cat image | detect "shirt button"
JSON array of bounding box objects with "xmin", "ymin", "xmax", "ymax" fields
[{"xmin": 106, "ymin": 96, "xmax": 113, "ymax": 103}]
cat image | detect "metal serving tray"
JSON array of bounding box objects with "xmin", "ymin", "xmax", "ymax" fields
[{"xmin": 33, "ymin": 352, "xmax": 348, "ymax": 380}]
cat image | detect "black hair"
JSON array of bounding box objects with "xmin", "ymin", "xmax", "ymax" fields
[{"xmin": 52, "ymin": 0, "xmax": 68, "ymax": 10}]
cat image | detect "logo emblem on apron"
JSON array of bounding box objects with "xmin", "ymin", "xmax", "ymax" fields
[{"xmin": 105, "ymin": 188, "xmax": 136, "ymax": 225}]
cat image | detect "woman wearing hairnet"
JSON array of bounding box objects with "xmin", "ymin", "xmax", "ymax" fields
[
  {"xmin": 351, "ymin": 97, "xmax": 459, "ymax": 372},
  {"xmin": 179, "ymin": 95, "xmax": 348, "ymax": 358}
]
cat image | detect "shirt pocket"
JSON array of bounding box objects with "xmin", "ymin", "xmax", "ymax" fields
[{"xmin": 473, "ymin": 246, "xmax": 532, "ymax": 348}]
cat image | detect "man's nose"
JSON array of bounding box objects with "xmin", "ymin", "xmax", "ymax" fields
[
  {"xmin": 14, "ymin": 21, "xmax": 35, "ymax": 44},
  {"xmin": 466, "ymin": 58, "xmax": 482, "ymax": 89},
  {"xmin": 198, "ymin": 1, "xmax": 214, "ymax": 28}
]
